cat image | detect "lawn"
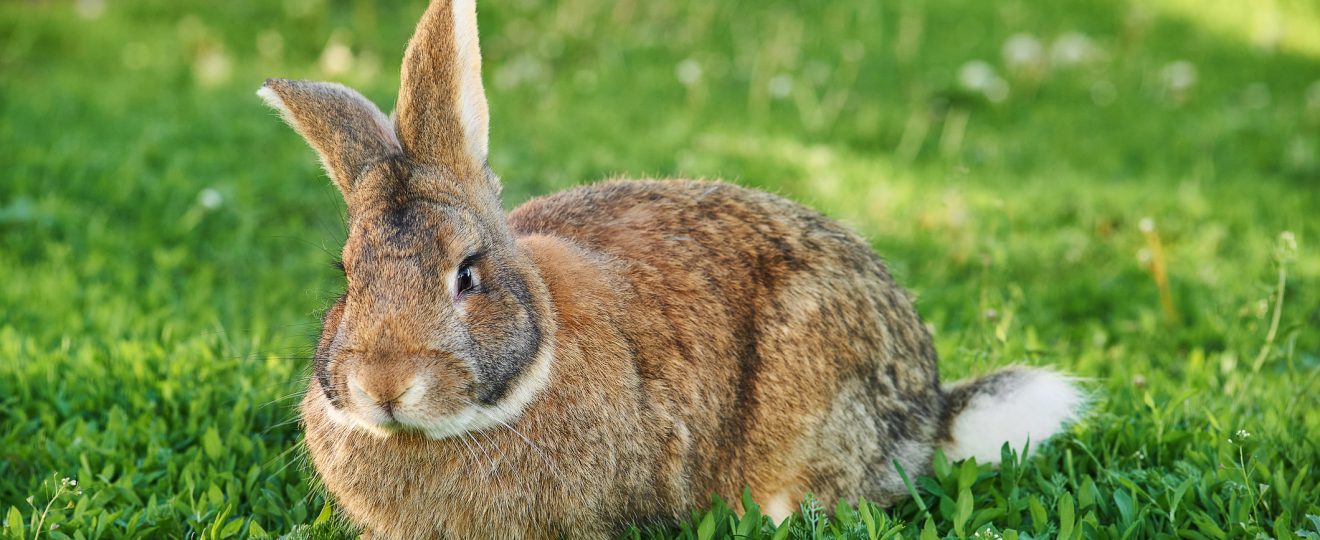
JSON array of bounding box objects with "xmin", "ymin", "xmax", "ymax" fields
[{"xmin": 1, "ymin": 0, "xmax": 1318, "ymax": 538}]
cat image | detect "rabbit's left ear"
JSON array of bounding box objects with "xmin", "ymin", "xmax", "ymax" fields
[
  {"xmin": 394, "ymin": 0, "xmax": 489, "ymax": 178},
  {"xmin": 258, "ymin": 78, "xmax": 400, "ymax": 196}
]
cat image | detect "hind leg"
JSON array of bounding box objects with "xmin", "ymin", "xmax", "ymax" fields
[
  {"xmin": 737, "ymin": 271, "xmax": 942, "ymax": 514},
  {"xmin": 735, "ymin": 324, "xmax": 895, "ymax": 518},
  {"xmin": 742, "ymin": 376, "xmax": 934, "ymax": 518},
  {"xmin": 799, "ymin": 377, "xmax": 938, "ymax": 507}
]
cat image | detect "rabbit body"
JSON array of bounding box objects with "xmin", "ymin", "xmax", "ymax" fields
[
  {"xmin": 262, "ymin": 2, "xmax": 1083, "ymax": 538},
  {"xmin": 302, "ymin": 179, "xmax": 945, "ymax": 539}
]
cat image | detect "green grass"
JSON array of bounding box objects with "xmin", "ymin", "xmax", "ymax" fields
[{"xmin": 1, "ymin": 0, "xmax": 1318, "ymax": 538}]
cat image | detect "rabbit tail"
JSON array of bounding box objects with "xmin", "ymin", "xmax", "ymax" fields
[{"xmin": 939, "ymin": 367, "xmax": 1085, "ymax": 465}]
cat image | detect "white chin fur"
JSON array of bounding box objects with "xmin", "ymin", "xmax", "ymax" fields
[
  {"xmin": 323, "ymin": 345, "xmax": 554, "ymax": 440},
  {"xmin": 944, "ymin": 370, "xmax": 1084, "ymax": 464}
]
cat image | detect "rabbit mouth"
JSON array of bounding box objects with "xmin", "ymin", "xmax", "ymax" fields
[{"xmin": 326, "ymin": 345, "xmax": 555, "ymax": 440}]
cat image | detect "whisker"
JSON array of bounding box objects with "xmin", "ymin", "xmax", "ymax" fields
[
  {"xmin": 463, "ymin": 399, "xmax": 570, "ymax": 489},
  {"xmin": 269, "ymin": 437, "xmax": 311, "ymax": 478},
  {"xmin": 463, "ymin": 431, "xmax": 498, "ymax": 476},
  {"xmin": 259, "ymin": 389, "xmax": 308, "ymax": 411},
  {"xmin": 452, "ymin": 429, "xmax": 481, "ymax": 468},
  {"xmin": 263, "ymin": 413, "xmax": 305, "ymax": 433},
  {"xmin": 474, "ymin": 426, "xmax": 510, "ymax": 471}
]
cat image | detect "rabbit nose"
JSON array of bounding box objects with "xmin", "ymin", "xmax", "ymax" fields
[{"xmin": 349, "ymin": 372, "xmax": 417, "ymax": 410}]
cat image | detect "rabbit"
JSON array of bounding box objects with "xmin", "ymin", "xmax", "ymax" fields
[{"xmin": 256, "ymin": 0, "xmax": 1085, "ymax": 538}]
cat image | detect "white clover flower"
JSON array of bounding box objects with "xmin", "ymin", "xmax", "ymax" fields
[
  {"xmin": 986, "ymin": 82, "xmax": 1009, "ymax": 102},
  {"xmin": 958, "ymin": 60, "xmax": 1010, "ymax": 103},
  {"xmin": 1279, "ymin": 231, "xmax": 1297, "ymax": 256},
  {"xmin": 1139, "ymin": 217, "xmax": 1155, "ymax": 233},
  {"xmin": 1002, "ymin": 33, "xmax": 1043, "ymax": 69},
  {"xmin": 198, "ymin": 188, "xmax": 223, "ymax": 210},
  {"xmin": 194, "ymin": 46, "xmax": 232, "ymax": 87},
  {"xmin": 494, "ymin": 54, "xmax": 547, "ymax": 90},
  {"xmin": 1051, "ymin": 32, "xmax": 1096, "ymax": 66},
  {"xmin": 675, "ymin": 59, "xmax": 702, "ymax": 87},
  {"xmin": 257, "ymin": 30, "xmax": 285, "ymax": 61},
  {"xmin": 1161, "ymin": 61, "xmax": 1197, "ymax": 94},
  {"xmin": 959, "ymin": 61, "xmax": 997, "ymax": 91},
  {"xmin": 768, "ymin": 74, "xmax": 793, "ymax": 99},
  {"xmin": 319, "ymin": 38, "xmax": 354, "ymax": 76},
  {"xmin": 75, "ymin": 0, "xmax": 106, "ymax": 19},
  {"xmin": 805, "ymin": 61, "xmax": 832, "ymax": 85},
  {"xmin": 1286, "ymin": 138, "xmax": 1315, "ymax": 171},
  {"xmin": 1255, "ymin": 299, "xmax": 1270, "ymax": 318}
]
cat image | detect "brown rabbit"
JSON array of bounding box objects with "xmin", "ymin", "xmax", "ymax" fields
[{"xmin": 257, "ymin": 1, "xmax": 1084, "ymax": 538}]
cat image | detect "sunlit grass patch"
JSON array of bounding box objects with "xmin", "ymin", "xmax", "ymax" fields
[{"xmin": 1146, "ymin": 0, "xmax": 1320, "ymax": 58}]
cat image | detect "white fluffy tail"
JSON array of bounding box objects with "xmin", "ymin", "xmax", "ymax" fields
[{"xmin": 940, "ymin": 367, "xmax": 1085, "ymax": 465}]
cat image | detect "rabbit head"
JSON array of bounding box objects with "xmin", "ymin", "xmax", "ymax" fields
[{"xmin": 258, "ymin": 0, "xmax": 553, "ymax": 440}]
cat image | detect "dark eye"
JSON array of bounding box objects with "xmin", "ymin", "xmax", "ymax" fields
[{"xmin": 455, "ymin": 263, "xmax": 477, "ymax": 295}]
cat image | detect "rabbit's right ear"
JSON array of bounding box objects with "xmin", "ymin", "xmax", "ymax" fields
[
  {"xmin": 258, "ymin": 78, "xmax": 400, "ymax": 195},
  {"xmin": 394, "ymin": 0, "xmax": 489, "ymax": 179}
]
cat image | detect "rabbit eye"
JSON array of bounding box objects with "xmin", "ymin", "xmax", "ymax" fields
[
  {"xmin": 453, "ymin": 252, "xmax": 485, "ymax": 297},
  {"xmin": 455, "ymin": 263, "xmax": 477, "ymax": 295}
]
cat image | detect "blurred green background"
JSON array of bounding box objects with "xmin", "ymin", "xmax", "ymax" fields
[{"xmin": 1, "ymin": 0, "xmax": 1317, "ymax": 538}]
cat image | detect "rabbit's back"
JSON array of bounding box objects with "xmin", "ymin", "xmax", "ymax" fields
[{"xmin": 509, "ymin": 179, "xmax": 944, "ymax": 509}]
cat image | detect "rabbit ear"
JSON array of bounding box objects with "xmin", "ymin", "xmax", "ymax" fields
[
  {"xmin": 394, "ymin": 0, "xmax": 489, "ymax": 176},
  {"xmin": 258, "ymin": 78, "xmax": 401, "ymax": 195}
]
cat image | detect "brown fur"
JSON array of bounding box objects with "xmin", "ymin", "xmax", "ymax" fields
[
  {"xmin": 258, "ymin": 79, "xmax": 400, "ymax": 193},
  {"xmin": 300, "ymin": 179, "xmax": 944, "ymax": 539},
  {"xmin": 259, "ymin": 1, "xmax": 1077, "ymax": 538},
  {"xmin": 395, "ymin": 0, "xmax": 491, "ymax": 182}
]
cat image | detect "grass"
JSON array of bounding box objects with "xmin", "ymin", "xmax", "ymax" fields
[{"xmin": 1, "ymin": 0, "xmax": 1317, "ymax": 538}]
